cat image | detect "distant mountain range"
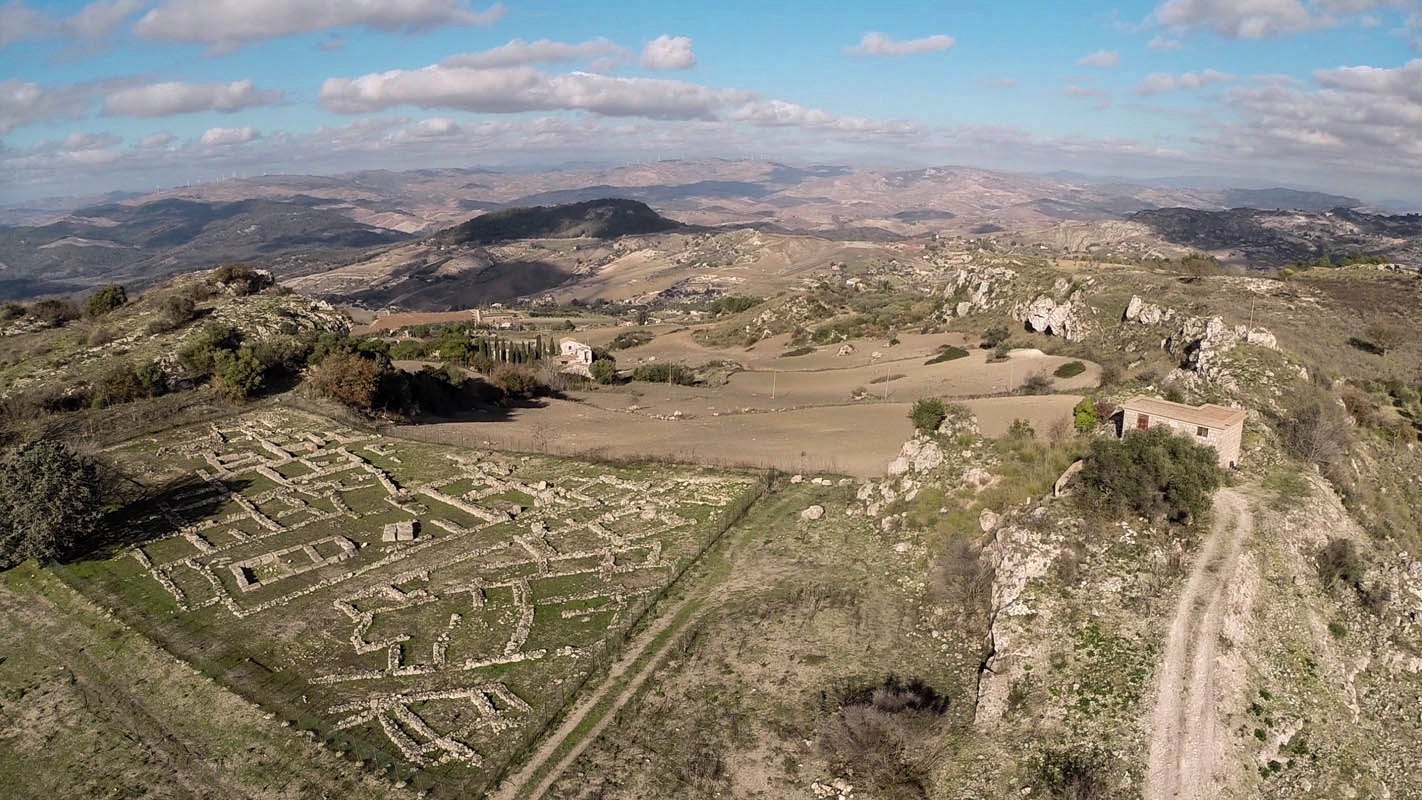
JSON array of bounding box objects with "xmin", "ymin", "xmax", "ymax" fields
[
  {"xmin": 0, "ymin": 159, "xmax": 1408, "ymax": 300},
  {"xmin": 434, "ymin": 199, "xmax": 688, "ymax": 245}
]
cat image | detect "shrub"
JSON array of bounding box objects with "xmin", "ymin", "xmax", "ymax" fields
[
  {"xmin": 1276, "ymin": 387, "xmax": 1352, "ymax": 473},
  {"xmin": 1363, "ymin": 321, "xmax": 1406, "ymax": 355},
  {"xmin": 1077, "ymin": 426, "xmax": 1223, "ymax": 523},
  {"xmin": 782, "ymin": 346, "xmax": 816, "ymax": 358},
  {"xmin": 980, "ymin": 324, "xmax": 1010, "ymax": 349},
  {"xmin": 1031, "ymin": 747, "xmax": 1111, "ymax": 800},
  {"xmin": 82, "ymin": 284, "xmax": 127, "ymax": 318},
  {"xmin": 610, "ymin": 330, "xmax": 653, "ymax": 350},
  {"xmin": 1019, "ymin": 372, "xmax": 1054, "ymax": 395},
  {"xmin": 489, "ymin": 364, "xmax": 542, "ymax": 398},
  {"xmin": 28, "ymin": 298, "xmax": 79, "ymax": 327},
  {"xmin": 819, "ymin": 676, "xmax": 947, "ymax": 800},
  {"xmin": 90, "ymin": 361, "xmax": 166, "ymax": 408},
  {"xmin": 631, "ymin": 362, "xmax": 695, "ymax": 385},
  {"xmin": 177, "ymin": 323, "xmax": 243, "ymax": 377},
  {"xmin": 1054, "ymin": 360, "xmax": 1086, "ymax": 378},
  {"xmin": 213, "ymin": 347, "xmax": 265, "ymax": 401},
  {"xmin": 0, "ymin": 440, "xmax": 102, "ymax": 567},
  {"xmin": 925, "ymin": 345, "xmax": 968, "ymax": 365},
  {"xmin": 989, "ymin": 342, "xmax": 1011, "ymax": 362},
  {"xmin": 1072, "ymin": 398, "xmax": 1100, "ymax": 432},
  {"xmin": 149, "ymin": 294, "xmax": 199, "ymax": 333},
  {"xmin": 307, "ymin": 351, "xmax": 387, "ymax": 411},
  {"xmin": 1316, "ymin": 538, "xmax": 1366, "ymax": 589},
  {"xmin": 707, "ymin": 295, "xmax": 762, "ymax": 316},
  {"xmin": 212, "ymin": 265, "xmax": 273, "ymax": 296},
  {"xmin": 911, "ymin": 398, "xmax": 947, "ymax": 435},
  {"xmin": 0, "ymin": 302, "xmax": 23, "ymax": 323},
  {"xmin": 589, "ymin": 358, "xmax": 618, "ymax": 384}
]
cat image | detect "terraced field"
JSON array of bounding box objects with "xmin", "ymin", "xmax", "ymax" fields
[{"xmin": 58, "ymin": 409, "xmax": 762, "ymax": 796}]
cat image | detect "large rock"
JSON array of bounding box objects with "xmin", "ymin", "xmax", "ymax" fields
[
  {"xmin": 887, "ymin": 436, "xmax": 945, "ymax": 476},
  {"xmin": 1014, "ymin": 293, "xmax": 1091, "ymax": 341},
  {"xmin": 1123, "ymin": 294, "xmax": 1173, "ymax": 326},
  {"xmin": 801, "ymin": 505, "xmax": 825, "ymax": 521}
]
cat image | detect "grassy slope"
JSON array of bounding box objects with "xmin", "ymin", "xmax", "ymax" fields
[{"xmin": 0, "ymin": 564, "xmax": 418, "ymax": 800}]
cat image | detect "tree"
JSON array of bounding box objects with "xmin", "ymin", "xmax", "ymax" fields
[
  {"xmin": 306, "ymin": 351, "xmax": 386, "ymax": 411},
  {"xmin": 213, "ymin": 347, "xmax": 265, "ymax": 401},
  {"xmin": 1077, "ymin": 426, "xmax": 1223, "ymax": 523},
  {"xmin": 980, "ymin": 325, "xmax": 1010, "ymax": 350},
  {"xmin": 28, "ymin": 298, "xmax": 79, "ymax": 328},
  {"xmin": 0, "ymin": 440, "xmax": 102, "ymax": 567},
  {"xmin": 83, "ymin": 284, "xmax": 127, "ymax": 318},
  {"xmin": 1073, "ymin": 398, "xmax": 1100, "ymax": 432},
  {"xmin": 910, "ymin": 398, "xmax": 947, "ymax": 435},
  {"xmin": 589, "ymin": 358, "xmax": 618, "ymax": 385}
]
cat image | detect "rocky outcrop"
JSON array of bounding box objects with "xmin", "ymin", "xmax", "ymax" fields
[
  {"xmin": 1124, "ymin": 294, "xmax": 1175, "ymax": 326},
  {"xmin": 1011, "ymin": 277, "xmax": 1095, "ymax": 341},
  {"xmin": 887, "ymin": 435, "xmax": 945, "ymax": 477},
  {"xmin": 946, "ymin": 265, "xmax": 1019, "ymax": 317}
]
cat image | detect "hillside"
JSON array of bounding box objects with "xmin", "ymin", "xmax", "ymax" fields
[
  {"xmin": 1128, "ymin": 207, "xmax": 1422, "ymax": 267},
  {"xmin": 0, "ymin": 196, "xmax": 410, "ymax": 299},
  {"xmin": 433, "ymin": 199, "xmax": 688, "ymax": 245}
]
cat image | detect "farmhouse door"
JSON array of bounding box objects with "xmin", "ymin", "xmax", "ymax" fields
[{"xmin": 1137, "ymin": 414, "xmax": 1150, "ymax": 430}]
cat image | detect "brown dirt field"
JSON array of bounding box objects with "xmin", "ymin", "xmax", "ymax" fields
[{"xmin": 394, "ymin": 394, "xmax": 1081, "ymax": 477}]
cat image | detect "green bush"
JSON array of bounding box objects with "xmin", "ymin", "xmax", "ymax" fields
[
  {"xmin": 0, "ymin": 441, "xmax": 102, "ymax": 567},
  {"xmin": 981, "ymin": 324, "xmax": 1010, "ymax": 349},
  {"xmin": 925, "ymin": 345, "xmax": 969, "ymax": 365},
  {"xmin": 631, "ymin": 362, "xmax": 696, "ymax": 385},
  {"xmin": 1073, "ymin": 398, "xmax": 1100, "ymax": 432},
  {"xmin": 213, "ymin": 347, "xmax": 266, "ymax": 401},
  {"xmin": 610, "ymin": 330, "xmax": 653, "ymax": 350},
  {"xmin": 90, "ymin": 361, "xmax": 167, "ymax": 408},
  {"xmin": 589, "ymin": 358, "xmax": 618, "ymax": 384},
  {"xmin": 1054, "ymin": 360, "xmax": 1086, "ymax": 378},
  {"xmin": 28, "ymin": 298, "xmax": 79, "ymax": 327},
  {"xmin": 707, "ymin": 295, "xmax": 763, "ymax": 316},
  {"xmin": 782, "ymin": 346, "xmax": 816, "ymax": 358},
  {"xmin": 82, "ymin": 284, "xmax": 127, "ymax": 318},
  {"xmin": 911, "ymin": 398, "xmax": 947, "ymax": 435},
  {"xmin": 1077, "ymin": 426, "xmax": 1223, "ymax": 523}
]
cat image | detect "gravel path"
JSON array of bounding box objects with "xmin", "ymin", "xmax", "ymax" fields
[{"xmin": 1144, "ymin": 489, "xmax": 1252, "ymax": 800}]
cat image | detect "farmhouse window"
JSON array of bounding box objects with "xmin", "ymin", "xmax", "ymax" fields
[
  {"xmin": 1137, "ymin": 414, "xmax": 1150, "ymax": 430},
  {"xmin": 1196, "ymin": 426, "xmax": 1209, "ymax": 437}
]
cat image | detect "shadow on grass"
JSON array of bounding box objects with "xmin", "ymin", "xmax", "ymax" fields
[{"xmin": 66, "ymin": 475, "xmax": 252, "ymax": 563}]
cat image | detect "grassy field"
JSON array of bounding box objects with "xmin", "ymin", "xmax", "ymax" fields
[
  {"xmin": 0, "ymin": 564, "xmax": 419, "ymax": 800},
  {"xmin": 49, "ymin": 408, "xmax": 762, "ymax": 797}
]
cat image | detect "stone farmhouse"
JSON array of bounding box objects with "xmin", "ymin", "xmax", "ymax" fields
[
  {"xmin": 558, "ymin": 339, "xmax": 594, "ymax": 377},
  {"xmin": 1120, "ymin": 395, "xmax": 1247, "ymax": 468}
]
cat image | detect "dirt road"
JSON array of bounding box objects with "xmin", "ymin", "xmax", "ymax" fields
[{"xmin": 1144, "ymin": 489, "xmax": 1252, "ymax": 800}]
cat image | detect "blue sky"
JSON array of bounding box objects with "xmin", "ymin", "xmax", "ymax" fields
[{"xmin": 3, "ymin": 0, "xmax": 1422, "ymax": 205}]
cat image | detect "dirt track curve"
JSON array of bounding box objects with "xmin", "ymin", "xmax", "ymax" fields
[{"xmin": 1144, "ymin": 489, "xmax": 1252, "ymax": 800}]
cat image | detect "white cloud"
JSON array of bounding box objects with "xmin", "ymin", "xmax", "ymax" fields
[
  {"xmin": 62, "ymin": 0, "xmax": 142, "ymax": 41},
  {"xmin": 320, "ymin": 65, "xmax": 752, "ymax": 119},
  {"xmin": 135, "ymin": 0, "xmax": 505, "ymax": 52},
  {"xmin": 1077, "ymin": 49, "xmax": 1121, "ymax": 68},
  {"xmin": 845, "ymin": 31, "xmax": 956, "ymax": 56},
  {"xmin": 1153, "ymin": 0, "xmax": 1319, "ymax": 38},
  {"xmin": 1134, "ymin": 69, "xmax": 1235, "ymax": 95},
  {"xmin": 443, "ymin": 38, "xmax": 627, "ymax": 69},
  {"xmin": 139, "ymin": 131, "xmax": 175, "ymax": 148},
  {"xmin": 1, "ymin": 0, "xmax": 146, "ymax": 49},
  {"xmin": 1148, "ymin": 34, "xmax": 1184, "ymax": 49},
  {"xmin": 0, "ymin": 1, "xmax": 49, "ymax": 49},
  {"xmin": 103, "ymin": 80, "xmax": 284, "ymax": 117},
  {"xmin": 200, "ymin": 126, "xmax": 260, "ymax": 146},
  {"xmin": 0, "ymin": 78, "xmax": 113, "ymax": 133},
  {"xmin": 731, "ymin": 99, "xmax": 918, "ymax": 136},
  {"xmin": 640, "ymin": 35, "xmax": 696, "ymax": 70},
  {"xmin": 1314, "ymin": 58, "xmax": 1422, "ymax": 102}
]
